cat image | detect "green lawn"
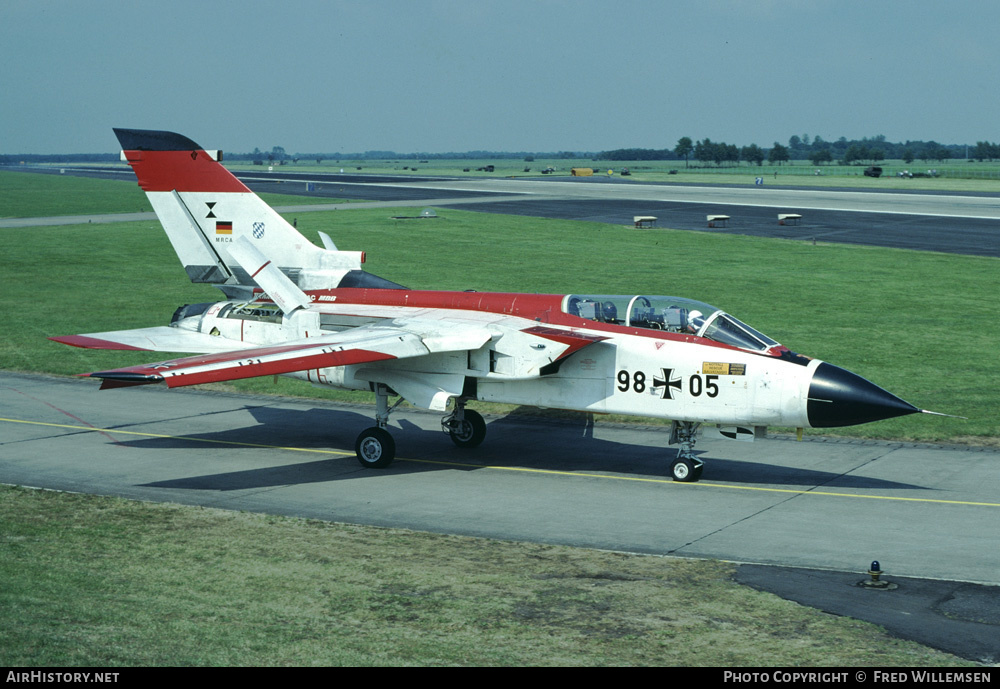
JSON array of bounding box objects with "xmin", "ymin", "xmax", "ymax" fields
[
  {"xmin": 0, "ymin": 485, "xmax": 969, "ymax": 667},
  {"xmin": 0, "ymin": 170, "xmax": 150, "ymax": 218}
]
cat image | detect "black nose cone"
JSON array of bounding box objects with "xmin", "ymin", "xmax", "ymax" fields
[{"xmin": 807, "ymin": 362, "xmax": 919, "ymax": 428}]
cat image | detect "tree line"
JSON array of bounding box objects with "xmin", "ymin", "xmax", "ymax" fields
[
  {"xmin": 600, "ymin": 134, "xmax": 970, "ymax": 166},
  {"xmin": 2, "ymin": 134, "xmax": 989, "ymax": 166}
]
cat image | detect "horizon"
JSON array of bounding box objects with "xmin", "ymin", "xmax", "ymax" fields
[{"xmin": 1, "ymin": 134, "xmax": 978, "ymax": 159}]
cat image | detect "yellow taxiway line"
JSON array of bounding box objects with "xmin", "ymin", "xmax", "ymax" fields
[{"xmin": 3, "ymin": 416, "xmax": 998, "ymax": 508}]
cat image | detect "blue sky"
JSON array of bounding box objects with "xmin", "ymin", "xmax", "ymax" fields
[{"xmin": 2, "ymin": 0, "xmax": 998, "ymax": 154}]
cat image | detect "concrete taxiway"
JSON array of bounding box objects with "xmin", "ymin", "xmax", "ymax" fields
[{"xmin": 2, "ymin": 372, "xmax": 998, "ymax": 662}]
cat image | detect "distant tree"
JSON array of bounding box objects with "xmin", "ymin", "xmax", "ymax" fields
[
  {"xmin": 844, "ymin": 143, "xmax": 870, "ymax": 164},
  {"xmin": 693, "ymin": 139, "xmax": 737, "ymax": 166},
  {"xmin": 972, "ymin": 141, "xmax": 998, "ymax": 162},
  {"xmin": 921, "ymin": 142, "xmax": 950, "ymax": 162},
  {"xmin": 788, "ymin": 135, "xmax": 802, "ymax": 150},
  {"xmin": 808, "ymin": 148, "xmax": 833, "ymax": 165},
  {"xmin": 741, "ymin": 143, "xmax": 765, "ymax": 166},
  {"xmin": 902, "ymin": 148, "xmax": 914, "ymax": 164},
  {"xmin": 694, "ymin": 138, "xmax": 714, "ymax": 165},
  {"xmin": 768, "ymin": 142, "xmax": 789, "ymax": 165},
  {"xmin": 675, "ymin": 137, "xmax": 693, "ymax": 167},
  {"xmin": 720, "ymin": 142, "xmax": 739, "ymax": 166}
]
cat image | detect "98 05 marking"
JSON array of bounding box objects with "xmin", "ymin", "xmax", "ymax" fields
[{"xmin": 617, "ymin": 369, "xmax": 719, "ymax": 400}]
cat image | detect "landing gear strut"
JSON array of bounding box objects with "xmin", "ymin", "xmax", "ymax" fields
[
  {"xmin": 668, "ymin": 421, "xmax": 704, "ymax": 482},
  {"xmin": 355, "ymin": 389, "xmax": 488, "ymax": 468},
  {"xmin": 355, "ymin": 383, "xmax": 404, "ymax": 468},
  {"xmin": 442, "ymin": 400, "xmax": 487, "ymax": 448}
]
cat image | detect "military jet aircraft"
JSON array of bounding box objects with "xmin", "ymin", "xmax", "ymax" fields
[{"xmin": 51, "ymin": 128, "xmax": 946, "ymax": 482}]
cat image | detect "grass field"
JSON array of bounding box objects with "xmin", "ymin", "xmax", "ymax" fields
[
  {"xmin": 0, "ymin": 485, "xmax": 970, "ymax": 667},
  {"xmin": 0, "ymin": 169, "xmax": 995, "ymax": 665}
]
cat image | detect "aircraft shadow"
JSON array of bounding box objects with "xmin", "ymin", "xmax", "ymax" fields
[{"xmin": 132, "ymin": 404, "xmax": 928, "ymax": 493}]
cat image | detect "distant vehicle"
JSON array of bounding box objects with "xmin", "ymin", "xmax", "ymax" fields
[
  {"xmin": 620, "ymin": 168, "xmax": 631, "ymax": 176},
  {"xmin": 863, "ymin": 166, "xmax": 883, "ymax": 178}
]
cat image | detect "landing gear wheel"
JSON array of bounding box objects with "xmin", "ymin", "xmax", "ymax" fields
[
  {"xmin": 355, "ymin": 427, "xmax": 395, "ymax": 468},
  {"xmin": 671, "ymin": 457, "xmax": 703, "ymax": 482},
  {"xmin": 448, "ymin": 409, "xmax": 486, "ymax": 448}
]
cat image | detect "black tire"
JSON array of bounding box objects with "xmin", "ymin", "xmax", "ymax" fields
[
  {"xmin": 671, "ymin": 457, "xmax": 702, "ymax": 482},
  {"xmin": 355, "ymin": 427, "xmax": 395, "ymax": 468},
  {"xmin": 448, "ymin": 409, "xmax": 487, "ymax": 448}
]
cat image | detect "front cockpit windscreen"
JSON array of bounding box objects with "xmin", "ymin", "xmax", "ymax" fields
[{"xmin": 563, "ymin": 295, "xmax": 780, "ymax": 353}]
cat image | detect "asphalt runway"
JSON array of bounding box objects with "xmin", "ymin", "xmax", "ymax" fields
[
  {"xmin": 441, "ymin": 198, "xmax": 1000, "ymax": 256},
  {"xmin": 2, "ymin": 372, "xmax": 999, "ymax": 662},
  {"xmin": 251, "ymin": 172, "xmax": 1000, "ymax": 257},
  {"xmin": 10, "ymin": 166, "xmax": 998, "ymax": 257}
]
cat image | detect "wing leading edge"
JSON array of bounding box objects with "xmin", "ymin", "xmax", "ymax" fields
[
  {"xmin": 68, "ymin": 321, "xmax": 495, "ymax": 391},
  {"xmin": 87, "ymin": 340, "xmax": 399, "ymax": 389}
]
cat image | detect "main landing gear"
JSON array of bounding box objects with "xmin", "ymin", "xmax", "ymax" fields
[
  {"xmin": 354, "ymin": 386, "xmax": 487, "ymax": 469},
  {"xmin": 442, "ymin": 403, "xmax": 486, "ymax": 448},
  {"xmin": 668, "ymin": 420, "xmax": 704, "ymax": 482},
  {"xmin": 355, "ymin": 384, "xmax": 404, "ymax": 468}
]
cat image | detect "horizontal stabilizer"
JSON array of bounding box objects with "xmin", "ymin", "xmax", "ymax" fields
[
  {"xmin": 76, "ymin": 317, "xmax": 495, "ymax": 391},
  {"xmin": 49, "ymin": 327, "xmax": 252, "ymax": 354},
  {"xmin": 88, "ymin": 341, "xmax": 399, "ymax": 389}
]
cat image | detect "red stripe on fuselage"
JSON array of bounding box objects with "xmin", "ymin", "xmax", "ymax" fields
[
  {"xmin": 308, "ymin": 288, "xmax": 562, "ymax": 318},
  {"xmin": 305, "ymin": 288, "xmax": 751, "ymax": 353},
  {"xmin": 122, "ymin": 149, "xmax": 250, "ymax": 193}
]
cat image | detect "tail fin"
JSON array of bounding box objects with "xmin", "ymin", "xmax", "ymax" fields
[{"xmin": 114, "ymin": 128, "xmax": 402, "ymax": 292}]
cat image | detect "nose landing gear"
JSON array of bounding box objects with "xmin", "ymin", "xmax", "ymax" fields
[{"xmin": 669, "ymin": 421, "xmax": 704, "ymax": 482}]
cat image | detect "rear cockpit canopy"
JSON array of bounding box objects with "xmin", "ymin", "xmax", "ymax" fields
[{"xmin": 563, "ymin": 294, "xmax": 780, "ymax": 353}]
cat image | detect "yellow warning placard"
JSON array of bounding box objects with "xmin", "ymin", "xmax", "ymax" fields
[{"xmin": 703, "ymin": 362, "xmax": 746, "ymax": 375}]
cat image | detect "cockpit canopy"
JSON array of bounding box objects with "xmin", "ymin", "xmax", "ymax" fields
[{"xmin": 563, "ymin": 294, "xmax": 780, "ymax": 353}]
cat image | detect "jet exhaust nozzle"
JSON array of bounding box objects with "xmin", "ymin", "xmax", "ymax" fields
[{"xmin": 807, "ymin": 362, "xmax": 919, "ymax": 428}]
